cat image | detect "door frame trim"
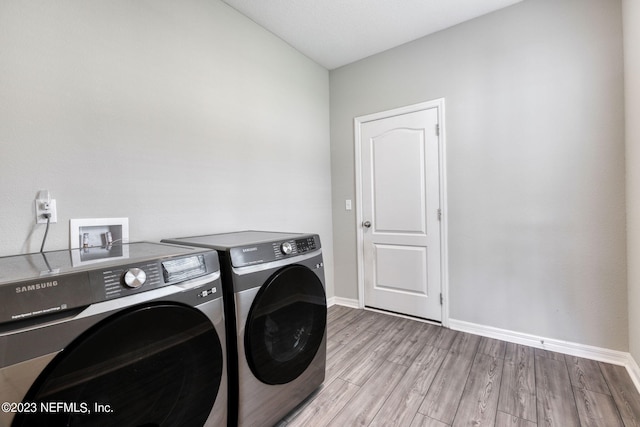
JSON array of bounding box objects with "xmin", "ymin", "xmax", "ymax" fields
[{"xmin": 354, "ymin": 99, "xmax": 449, "ymax": 327}]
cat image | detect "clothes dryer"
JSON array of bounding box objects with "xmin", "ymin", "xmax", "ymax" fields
[
  {"xmin": 0, "ymin": 242, "xmax": 227, "ymax": 427},
  {"xmin": 162, "ymin": 231, "xmax": 326, "ymax": 427}
]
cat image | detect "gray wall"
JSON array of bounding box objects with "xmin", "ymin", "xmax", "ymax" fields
[
  {"xmin": 624, "ymin": 0, "xmax": 640, "ymax": 363},
  {"xmin": 330, "ymin": 0, "xmax": 627, "ymax": 350},
  {"xmin": 0, "ymin": 0, "xmax": 334, "ymax": 296}
]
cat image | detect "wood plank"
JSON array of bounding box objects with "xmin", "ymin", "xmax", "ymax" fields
[
  {"xmin": 495, "ymin": 411, "xmax": 537, "ymax": 427},
  {"xmin": 535, "ymin": 355, "xmax": 580, "ymax": 427},
  {"xmin": 327, "ymin": 309, "xmax": 386, "ymax": 350},
  {"xmin": 452, "ymin": 353, "xmax": 504, "ymax": 427},
  {"xmin": 326, "ymin": 311, "xmax": 401, "ymax": 372},
  {"xmin": 419, "ymin": 333, "xmax": 481, "ymax": 424},
  {"xmin": 424, "ymin": 325, "xmax": 458, "ymax": 350},
  {"xmin": 534, "ymin": 348, "xmax": 564, "ymax": 361},
  {"xmin": 327, "ymin": 305, "xmax": 366, "ymax": 338},
  {"xmin": 573, "ymin": 387, "xmax": 624, "ymax": 427},
  {"xmin": 329, "ymin": 360, "xmax": 408, "ymax": 426},
  {"xmin": 449, "ymin": 331, "xmax": 482, "ymax": 357},
  {"xmin": 326, "ymin": 314, "xmax": 376, "ymax": 356},
  {"xmin": 386, "ymin": 321, "xmax": 436, "ymax": 366},
  {"xmin": 325, "ymin": 330, "xmax": 379, "ymax": 384},
  {"xmin": 478, "ymin": 336, "xmax": 507, "ymax": 359},
  {"xmin": 327, "ymin": 304, "xmax": 352, "ymax": 323},
  {"xmin": 367, "ymin": 310, "xmax": 406, "ymax": 334},
  {"xmin": 338, "ymin": 317, "xmax": 413, "ymax": 386},
  {"xmin": 370, "ymin": 345, "xmax": 447, "ymax": 427},
  {"xmin": 410, "ymin": 413, "xmax": 449, "ymax": 427},
  {"xmin": 498, "ymin": 343, "xmax": 536, "ymax": 423},
  {"xmin": 599, "ymin": 362, "xmax": 640, "ymax": 427},
  {"xmin": 564, "ymin": 355, "xmax": 611, "ymax": 395},
  {"xmin": 286, "ymin": 378, "xmax": 360, "ymax": 427}
]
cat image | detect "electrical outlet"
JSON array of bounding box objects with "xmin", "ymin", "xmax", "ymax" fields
[
  {"xmin": 36, "ymin": 199, "xmax": 57, "ymax": 223},
  {"xmin": 35, "ymin": 191, "xmax": 58, "ymax": 224}
]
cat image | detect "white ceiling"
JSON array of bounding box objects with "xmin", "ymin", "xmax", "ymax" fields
[{"xmin": 221, "ymin": 0, "xmax": 524, "ymax": 70}]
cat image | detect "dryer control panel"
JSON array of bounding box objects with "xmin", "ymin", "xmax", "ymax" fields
[
  {"xmin": 273, "ymin": 237, "xmax": 317, "ymax": 259},
  {"xmin": 230, "ymin": 234, "xmax": 321, "ymax": 267}
]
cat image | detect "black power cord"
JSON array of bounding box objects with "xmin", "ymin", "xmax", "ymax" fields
[{"xmin": 40, "ymin": 213, "xmax": 51, "ymax": 253}]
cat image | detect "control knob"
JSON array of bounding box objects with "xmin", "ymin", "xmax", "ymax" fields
[
  {"xmin": 281, "ymin": 242, "xmax": 293, "ymax": 255},
  {"xmin": 123, "ymin": 268, "xmax": 147, "ymax": 289}
]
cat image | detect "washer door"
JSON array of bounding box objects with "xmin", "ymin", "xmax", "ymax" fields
[
  {"xmin": 12, "ymin": 303, "xmax": 223, "ymax": 427},
  {"xmin": 245, "ymin": 265, "xmax": 327, "ymax": 385}
]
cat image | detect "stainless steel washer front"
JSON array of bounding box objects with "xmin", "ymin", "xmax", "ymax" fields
[{"xmin": 0, "ymin": 243, "xmax": 227, "ymax": 427}]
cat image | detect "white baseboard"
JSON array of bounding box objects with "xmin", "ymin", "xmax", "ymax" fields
[
  {"xmin": 449, "ymin": 318, "xmax": 640, "ymax": 394},
  {"xmin": 448, "ymin": 318, "xmax": 629, "ymax": 365},
  {"xmin": 327, "ymin": 296, "xmax": 359, "ymax": 308},
  {"xmin": 628, "ymin": 354, "xmax": 640, "ymax": 393}
]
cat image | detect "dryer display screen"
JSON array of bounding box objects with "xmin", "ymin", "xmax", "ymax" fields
[{"xmin": 295, "ymin": 237, "xmax": 317, "ymax": 253}]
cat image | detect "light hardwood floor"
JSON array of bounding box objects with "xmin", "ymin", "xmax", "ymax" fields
[{"xmin": 279, "ymin": 305, "xmax": 640, "ymax": 427}]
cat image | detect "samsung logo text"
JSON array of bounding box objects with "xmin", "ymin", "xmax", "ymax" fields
[{"xmin": 16, "ymin": 281, "xmax": 58, "ymax": 294}]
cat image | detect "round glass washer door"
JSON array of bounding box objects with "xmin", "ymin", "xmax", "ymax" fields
[
  {"xmin": 12, "ymin": 303, "xmax": 223, "ymax": 427},
  {"xmin": 245, "ymin": 264, "xmax": 327, "ymax": 385}
]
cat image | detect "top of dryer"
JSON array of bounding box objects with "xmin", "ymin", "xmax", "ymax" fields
[{"xmin": 163, "ymin": 231, "xmax": 321, "ymax": 268}]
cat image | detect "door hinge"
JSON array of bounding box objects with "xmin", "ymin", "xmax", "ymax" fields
[
  {"xmin": 436, "ymin": 124, "xmax": 440, "ymax": 136},
  {"xmin": 437, "ymin": 208, "xmax": 442, "ymax": 221},
  {"xmin": 440, "ymin": 293, "xmax": 443, "ymax": 305}
]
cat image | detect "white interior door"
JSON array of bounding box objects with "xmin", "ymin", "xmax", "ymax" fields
[{"xmin": 359, "ymin": 106, "xmax": 443, "ymax": 321}]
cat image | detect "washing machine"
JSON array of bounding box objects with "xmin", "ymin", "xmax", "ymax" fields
[
  {"xmin": 162, "ymin": 231, "xmax": 327, "ymax": 427},
  {"xmin": 0, "ymin": 242, "xmax": 227, "ymax": 427}
]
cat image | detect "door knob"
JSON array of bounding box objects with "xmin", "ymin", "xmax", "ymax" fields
[{"xmin": 363, "ymin": 220, "xmax": 371, "ymax": 228}]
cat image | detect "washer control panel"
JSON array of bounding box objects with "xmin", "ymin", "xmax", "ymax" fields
[
  {"xmin": 89, "ymin": 252, "xmax": 217, "ymax": 300},
  {"xmin": 94, "ymin": 261, "xmax": 162, "ymax": 299}
]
